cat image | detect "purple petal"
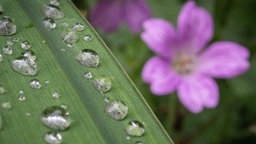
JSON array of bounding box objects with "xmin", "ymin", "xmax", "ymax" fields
[
  {"xmin": 124, "ymin": 0, "xmax": 152, "ymax": 33},
  {"xmin": 142, "ymin": 57, "xmax": 181, "ymax": 95},
  {"xmin": 197, "ymin": 42, "xmax": 250, "ymax": 78},
  {"xmin": 141, "ymin": 18, "xmax": 176, "ymax": 60},
  {"xmin": 177, "ymin": 75, "xmax": 219, "ymax": 113},
  {"xmin": 89, "ymin": 0, "xmax": 123, "ymax": 32},
  {"xmin": 178, "ymin": 1, "xmax": 213, "ymax": 53}
]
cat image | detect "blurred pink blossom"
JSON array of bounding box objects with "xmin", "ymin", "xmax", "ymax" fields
[{"xmin": 141, "ymin": 1, "xmax": 250, "ymax": 113}]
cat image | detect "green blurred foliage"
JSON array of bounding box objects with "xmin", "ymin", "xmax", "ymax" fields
[{"xmin": 73, "ymin": 0, "xmax": 256, "ymax": 143}]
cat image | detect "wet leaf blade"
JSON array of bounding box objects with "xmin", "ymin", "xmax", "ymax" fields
[{"xmin": 0, "ymin": 0, "xmax": 173, "ymax": 143}]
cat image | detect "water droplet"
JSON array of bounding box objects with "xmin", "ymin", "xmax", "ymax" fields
[
  {"xmin": 44, "ymin": 4, "xmax": 64, "ymax": 19},
  {"xmin": 0, "ymin": 16, "xmax": 16, "ymax": 35},
  {"xmin": 26, "ymin": 112, "xmax": 32, "ymax": 116},
  {"xmin": 18, "ymin": 90, "xmax": 26, "ymax": 101},
  {"xmin": 44, "ymin": 132, "xmax": 62, "ymax": 144},
  {"xmin": 61, "ymin": 21, "xmax": 69, "ymax": 27},
  {"xmin": 6, "ymin": 40, "xmax": 13, "ymax": 47},
  {"xmin": 125, "ymin": 121, "xmax": 145, "ymax": 137},
  {"xmin": 62, "ymin": 31, "xmax": 78, "ymax": 45},
  {"xmin": 45, "ymin": 80, "xmax": 50, "ymax": 84},
  {"xmin": 50, "ymin": 0, "xmax": 60, "ymax": 6},
  {"xmin": 0, "ymin": 85, "xmax": 5, "ymax": 94},
  {"xmin": 67, "ymin": 43, "xmax": 73, "ymax": 48},
  {"xmin": 60, "ymin": 104, "xmax": 67, "ymax": 109},
  {"xmin": 22, "ymin": 50, "xmax": 36, "ymax": 61},
  {"xmin": 0, "ymin": 54, "xmax": 3, "ymax": 62},
  {"xmin": 105, "ymin": 100, "xmax": 128, "ymax": 120},
  {"xmin": 2, "ymin": 46, "xmax": 12, "ymax": 55},
  {"xmin": 52, "ymin": 92, "xmax": 60, "ymax": 99},
  {"xmin": 83, "ymin": 35, "xmax": 92, "ymax": 42},
  {"xmin": 93, "ymin": 76, "xmax": 111, "ymax": 93},
  {"xmin": 60, "ymin": 48, "xmax": 65, "ymax": 52},
  {"xmin": 11, "ymin": 37, "xmax": 19, "ymax": 42},
  {"xmin": 126, "ymin": 136, "xmax": 131, "ymax": 140},
  {"xmin": 135, "ymin": 141, "xmax": 144, "ymax": 144},
  {"xmin": 76, "ymin": 49, "xmax": 100, "ymax": 68},
  {"xmin": 84, "ymin": 72, "xmax": 92, "ymax": 79},
  {"xmin": 41, "ymin": 106, "xmax": 71, "ymax": 130},
  {"xmin": 29, "ymin": 79, "xmax": 42, "ymax": 89},
  {"xmin": 104, "ymin": 97, "xmax": 110, "ymax": 103},
  {"xmin": 1, "ymin": 102, "xmax": 11, "ymax": 110},
  {"xmin": 12, "ymin": 56, "xmax": 37, "ymax": 76},
  {"xmin": 72, "ymin": 23, "xmax": 84, "ymax": 32},
  {"xmin": 20, "ymin": 40, "xmax": 31, "ymax": 50},
  {"xmin": 43, "ymin": 17, "xmax": 56, "ymax": 29}
]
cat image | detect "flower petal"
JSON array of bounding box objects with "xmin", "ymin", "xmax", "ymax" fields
[
  {"xmin": 89, "ymin": 0, "xmax": 123, "ymax": 32},
  {"xmin": 178, "ymin": 1, "xmax": 213, "ymax": 52},
  {"xmin": 142, "ymin": 57, "xmax": 181, "ymax": 95},
  {"xmin": 124, "ymin": 0, "xmax": 152, "ymax": 33},
  {"xmin": 141, "ymin": 18, "xmax": 176, "ymax": 60},
  {"xmin": 197, "ymin": 42, "xmax": 250, "ymax": 78},
  {"xmin": 177, "ymin": 75, "xmax": 219, "ymax": 113}
]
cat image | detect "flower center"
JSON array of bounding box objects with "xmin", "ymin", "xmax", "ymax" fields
[{"xmin": 172, "ymin": 53, "xmax": 195, "ymax": 75}]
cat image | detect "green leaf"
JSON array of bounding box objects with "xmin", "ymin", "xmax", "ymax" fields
[{"xmin": 0, "ymin": 0, "xmax": 173, "ymax": 143}]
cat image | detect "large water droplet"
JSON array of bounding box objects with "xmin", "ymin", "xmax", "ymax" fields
[
  {"xmin": 12, "ymin": 56, "xmax": 37, "ymax": 76},
  {"xmin": 20, "ymin": 40, "xmax": 31, "ymax": 50},
  {"xmin": 0, "ymin": 85, "xmax": 5, "ymax": 94},
  {"xmin": 83, "ymin": 35, "xmax": 92, "ymax": 42},
  {"xmin": 93, "ymin": 76, "xmax": 111, "ymax": 93},
  {"xmin": 44, "ymin": 4, "xmax": 64, "ymax": 19},
  {"xmin": 105, "ymin": 100, "xmax": 128, "ymax": 120},
  {"xmin": 52, "ymin": 92, "xmax": 60, "ymax": 99},
  {"xmin": 62, "ymin": 31, "xmax": 78, "ymax": 45},
  {"xmin": 72, "ymin": 23, "xmax": 84, "ymax": 32},
  {"xmin": 29, "ymin": 79, "xmax": 42, "ymax": 89},
  {"xmin": 44, "ymin": 132, "xmax": 62, "ymax": 144},
  {"xmin": 84, "ymin": 72, "xmax": 92, "ymax": 79},
  {"xmin": 0, "ymin": 54, "xmax": 3, "ymax": 62},
  {"xmin": 43, "ymin": 17, "xmax": 56, "ymax": 29},
  {"xmin": 50, "ymin": 0, "xmax": 60, "ymax": 6},
  {"xmin": 2, "ymin": 46, "xmax": 12, "ymax": 55},
  {"xmin": 125, "ymin": 121, "xmax": 145, "ymax": 137},
  {"xmin": 41, "ymin": 106, "xmax": 71, "ymax": 130},
  {"xmin": 76, "ymin": 49, "xmax": 100, "ymax": 68},
  {"xmin": 1, "ymin": 102, "xmax": 11, "ymax": 110},
  {"xmin": 18, "ymin": 90, "xmax": 26, "ymax": 101},
  {"xmin": 0, "ymin": 16, "xmax": 16, "ymax": 35}
]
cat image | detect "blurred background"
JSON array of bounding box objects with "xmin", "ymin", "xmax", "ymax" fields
[{"xmin": 72, "ymin": 0, "xmax": 256, "ymax": 143}]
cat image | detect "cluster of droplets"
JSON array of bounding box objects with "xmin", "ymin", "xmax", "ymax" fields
[{"xmin": 76, "ymin": 45, "xmax": 145, "ymax": 142}]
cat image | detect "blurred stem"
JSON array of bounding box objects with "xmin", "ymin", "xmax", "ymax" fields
[
  {"xmin": 165, "ymin": 94, "xmax": 176, "ymax": 136},
  {"xmin": 71, "ymin": 0, "xmax": 89, "ymax": 17}
]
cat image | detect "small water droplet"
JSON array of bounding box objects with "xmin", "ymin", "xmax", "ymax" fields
[
  {"xmin": 11, "ymin": 37, "xmax": 19, "ymax": 42},
  {"xmin": 67, "ymin": 43, "xmax": 73, "ymax": 48},
  {"xmin": 72, "ymin": 23, "xmax": 84, "ymax": 32},
  {"xmin": 43, "ymin": 17, "xmax": 56, "ymax": 29},
  {"xmin": 76, "ymin": 49, "xmax": 100, "ymax": 68},
  {"xmin": 61, "ymin": 21, "xmax": 69, "ymax": 27},
  {"xmin": 105, "ymin": 100, "xmax": 128, "ymax": 120},
  {"xmin": 50, "ymin": 0, "xmax": 60, "ymax": 6},
  {"xmin": 125, "ymin": 121, "xmax": 145, "ymax": 137},
  {"xmin": 18, "ymin": 90, "xmax": 26, "ymax": 101},
  {"xmin": 0, "ymin": 16, "xmax": 16, "ymax": 35},
  {"xmin": 22, "ymin": 50, "xmax": 36, "ymax": 61},
  {"xmin": 83, "ymin": 35, "xmax": 92, "ymax": 42},
  {"xmin": 45, "ymin": 80, "xmax": 50, "ymax": 84},
  {"xmin": 60, "ymin": 104, "xmax": 67, "ymax": 109},
  {"xmin": 2, "ymin": 46, "xmax": 12, "ymax": 55},
  {"xmin": 42, "ymin": 40, "xmax": 46, "ymax": 43},
  {"xmin": 60, "ymin": 48, "xmax": 66, "ymax": 52},
  {"xmin": 135, "ymin": 141, "xmax": 144, "ymax": 144},
  {"xmin": 0, "ymin": 54, "xmax": 3, "ymax": 62},
  {"xmin": 41, "ymin": 106, "xmax": 71, "ymax": 130},
  {"xmin": 20, "ymin": 40, "xmax": 31, "ymax": 50},
  {"xmin": 29, "ymin": 79, "xmax": 42, "ymax": 89},
  {"xmin": 1, "ymin": 102, "xmax": 11, "ymax": 110},
  {"xmin": 12, "ymin": 56, "xmax": 37, "ymax": 76},
  {"xmin": 0, "ymin": 85, "xmax": 5, "ymax": 94},
  {"xmin": 6, "ymin": 40, "xmax": 13, "ymax": 47},
  {"xmin": 52, "ymin": 92, "xmax": 60, "ymax": 99},
  {"xmin": 26, "ymin": 112, "xmax": 32, "ymax": 116},
  {"xmin": 84, "ymin": 72, "xmax": 92, "ymax": 79},
  {"xmin": 44, "ymin": 132, "xmax": 62, "ymax": 144},
  {"xmin": 104, "ymin": 97, "xmax": 110, "ymax": 103},
  {"xmin": 126, "ymin": 136, "xmax": 131, "ymax": 140},
  {"xmin": 62, "ymin": 31, "xmax": 78, "ymax": 45},
  {"xmin": 44, "ymin": 4, "xmax": 64, "ymax": 19},
  {"xmin": 93, "ymin": 76, "xmax": 111, "ymax": 93}
]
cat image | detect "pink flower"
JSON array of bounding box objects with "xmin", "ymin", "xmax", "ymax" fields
[
  {"xmin": 141, "ymin": 1, "xmax": 250, "ymax": 113},
  {"xmin": 89, "ymin": 0, "xmax": 152, "ymax": 33}
]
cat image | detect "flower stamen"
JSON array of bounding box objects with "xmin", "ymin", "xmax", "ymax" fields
[{"xmin": 172, "ymin": 53, "xmax": 195, "ymax": 75}]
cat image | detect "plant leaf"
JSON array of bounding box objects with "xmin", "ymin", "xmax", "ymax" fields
[{"xmin": 0, "ymin": 0, "xmax": 173, "ymax": 143}]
